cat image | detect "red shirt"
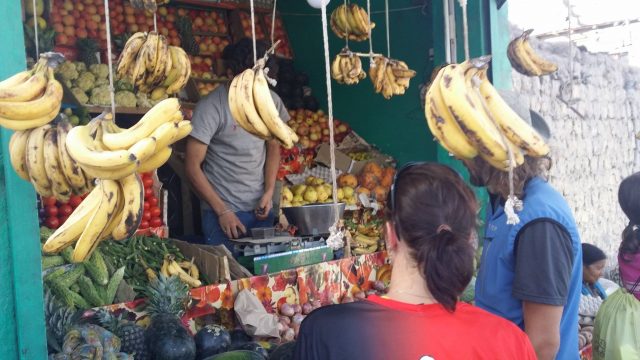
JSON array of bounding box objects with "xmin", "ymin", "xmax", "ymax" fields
[{"xmin": 295, "ymin": 295, "xmax": 537, "ymax": 360}]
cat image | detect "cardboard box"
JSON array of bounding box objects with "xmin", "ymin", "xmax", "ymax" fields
[
  {"xmin": 315, "ymin": 144, "xmax": 393, "ymax": 175},
  {"xmin": 170, "ymin": 239, "xmax": 253, "ymax": 283}
]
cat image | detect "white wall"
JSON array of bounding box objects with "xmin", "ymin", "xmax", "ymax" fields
[{"xmin": 510, "ymin": 31, "xmax": 640, "ymax": 260}]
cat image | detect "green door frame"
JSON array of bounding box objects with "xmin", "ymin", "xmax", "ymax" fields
[{"xmin": 0, "ymin": 0, "xmax": 48, "ymax": 358}]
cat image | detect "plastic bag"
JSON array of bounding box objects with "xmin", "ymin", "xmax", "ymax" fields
[
  {"xmin": 593, "ymin": 289, "xmax": 640, "ymax": 360},
  {"xmin": 234, "ymin": 289, "xmax": 280, "ymax": 338}
]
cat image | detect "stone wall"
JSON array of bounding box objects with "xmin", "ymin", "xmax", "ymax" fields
[{"xmin": 510, "ymin": 32, "xmax": 640, "ymax": 259}]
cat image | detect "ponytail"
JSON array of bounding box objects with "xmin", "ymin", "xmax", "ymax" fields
[{"xmin": 419, "ymin": 229, "xmax": 475, "ymax": 312}]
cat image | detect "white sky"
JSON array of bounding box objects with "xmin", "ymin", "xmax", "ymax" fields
[{"xmin": 508, "ymin": 0, "xmax": 640, "ymax": 65}]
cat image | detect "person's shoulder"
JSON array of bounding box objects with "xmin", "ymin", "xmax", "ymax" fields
[{"xmin": 302, "ymin": 301, "xmax": 375, "ymax": 327}]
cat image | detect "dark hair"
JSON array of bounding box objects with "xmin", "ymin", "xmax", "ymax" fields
[
  {"xmin": 386, "ymin": 163, "xmax": 478, "ymax": 312},
  {"xmin": 582, "ymin": 243, "xmax": 606, "ymax": 266},
  {"xmin": 222, "ymin": 38, "xmax": 279, "ymax": 77},
  {"xmin": 469, "ymin": 155, "xmax": 552, "ymax": 199},
  {"xmin": 619, "ymin": 172, "xmax": 640, "ymax": 257}
]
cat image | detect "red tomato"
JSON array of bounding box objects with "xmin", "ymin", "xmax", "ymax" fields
[
  {"xmin": 46, "ymin": 206, "xmax": 59, "ymax": 217},
  {"xmin": 151, "ymin": 207, "xmax": 162, "ymax": 217},
  {"xmin": 45, "ymin": 217, "xmax": 60, "ymax": 229},
  {"xmin": 148, "ymin": 196, "xmax": 158, "ymax": 206},
  {"xmin": 59, "ymin": 204, "xmax": 73, "ymax": 217},
  {"xmin": 143, "ymin": 177, "xmax": 154, "ymax": 188},
  {"xmin": 144, "ymin": 187, "xmax": 154, "ymax": 199},
  {"xmin": 143, "ymin": 211, "xmax": 151, "ymax": 220},
  {"xmin": 43, "ymin": 196, "xmax": 57, "ymax": 207},
  {"xmin": 141, "ymin": 172, "xmax": 153, "ymax": 179},
  {"xmin": 59, "ymin": 216, "xmax": 69, "ymax": 224},
  {"xmin": 150, "ymin": 218, "xmax": 163, "ymax": 227},
  {"xmin": 139, "ymin": 220, "xmax": 150, "ymax": 229},
  {"xmin": 143, "ymin": 202, "xmax": 150, "ymax": 210},
  {"xmin": 69, "ymin": 195, "xmax": 83, "ymax": 208}
]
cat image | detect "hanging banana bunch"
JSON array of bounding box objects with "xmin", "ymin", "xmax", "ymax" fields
[
  {"xmin": 424, "ymin": 57, "xmax": 550, "ymax": 172},
  {"xmin": 331, "ymin": 50, "xmax": 366, "ymax": 85},
  {"xmin": 0, "ymin": 53, "xmax": 64, "ymax": 131},
  {"xmin": 330, "ymin": 4, "xmax": 375, "ymax": 41},
  {"xmin": 507, "ymin": 29, "xmax": 558, "ymax": 77},
  {"xmin": 368, "ymin": 56, "xmax": 416, "ymax": 99}
]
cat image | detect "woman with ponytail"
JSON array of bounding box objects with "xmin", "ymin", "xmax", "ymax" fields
[
  {"xmin": 295, "ymin": 163, "xmax": 536, "ymax": 360},
  {"xmin": 592, "ymin": 172, "xmax": 640, "ymax": 360}
]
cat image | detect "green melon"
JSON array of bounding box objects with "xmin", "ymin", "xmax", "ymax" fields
[{"xmin": 204, "ymin": 350, "xmax": 266, "ymax": 360}]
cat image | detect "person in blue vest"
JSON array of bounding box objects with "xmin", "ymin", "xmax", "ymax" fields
[
  {"xmin": 462, "ymin": 91, "xmax": 582, "ymax": 360},
  {"xmin": 581, "ymin": 243, "xmax": 608, "ymax": 300}
]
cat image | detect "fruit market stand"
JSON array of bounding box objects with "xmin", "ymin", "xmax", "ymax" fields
[{"xmin": 0, "ymin": 0, "xmax": 583, "ymax": 359}]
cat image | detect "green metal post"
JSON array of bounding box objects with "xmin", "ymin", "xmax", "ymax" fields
[
  {"xmin": 0, "ymin": 0, "xmax": 48, "ymax": 358},
  {"xmin": 488, "ymin": 0, "xmax": 512, "ymax": 89}
]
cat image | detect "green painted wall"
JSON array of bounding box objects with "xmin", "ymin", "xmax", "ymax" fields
[
  {"xmin": 279, "ymin": 0, "xmax": 437, "ymax": 165},
  {"xmin": 0, "ymin": 0, "xmax": 48, "ymax": 358}
]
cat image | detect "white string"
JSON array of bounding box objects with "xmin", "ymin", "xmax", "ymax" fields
[
  {"xmin": 271, "ymin": 0, "xmax": 277, "ymax": 47},
  {"xmin": 104, "ymin": 0, "xmax": 116, "ymax": 117},
  {"xmin": 250, "ymin": 0, "xmax": 257, "ymax": 65},
  {"xmin": 320, "ymin": 3, "xmax": 342, "ymax": 247},
  {"xmin": 32, "ymin": 0, "xmax": 39, "ymax": 56},
  {"xmin": 153, "ymin": 13, "xmax": 158, "ymax": 33},
  {"xmin": 343, "ymin": 0, "xmax": 350, "ymax": 49},
  {"xmin": 366, "ymin": 0, "xmax": 374, "ymax": 65},
  {"xmin": 459, "ymin": 0, "xmax": 469, "ymax": 60},
  {"xmin": 385, "ymin": 0, "xmax": 390, "ymax": 57},
  {"xmin": 567, "ymin": 0, "xmax": 574, "ymax": 100}
]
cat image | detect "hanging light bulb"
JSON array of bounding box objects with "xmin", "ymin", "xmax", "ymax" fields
[{"xmin": 307, "ymin": 0, "xmax": 330, "ymax": 9}]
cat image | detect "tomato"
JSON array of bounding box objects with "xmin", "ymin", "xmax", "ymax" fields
[
  {"xmin": 143, "ymin": 201, "xmax": 150, "ymax": 210},
  {"xmin": 59, "ymin": 204, "xmax": 73, "ymax": 217},
  {"xmin": 148, "ymin": 196, "xmax": 158, "ymax": 206},
  {"xmin": 144, "ymin": 187, "xmax": 154, "ymax": 199},
  {"xmin": 69, "ymin": 195, "xmax": 83, "ymax": 208},
  {"xmin": 150, "ymin": 218, "xmax": 163, "ymax": 227},
  {"xmin": 139, "ymin": 220, "xmax": 150, "ymax": 229},
  {"xmin": 46, "ymin": 206, "xmax": 59, "ymax": 217},
  {"xmin": 43, "ymin": 196, "xmax": 57, "ymax": 207},
  {"xmin": 59, "ymin": 216, "xmax": 69, "ymax": 224},
  {"xmin": 45, "ymin": 217, "xmax": 60, "ymax": 229},
  {"xmin": 143, "ymin": 211, "xmax": 151, "ymax": 220},
  {"xmin": 151, "ymin": 207, "xmax": 162, "ymax": 218},
  {"xmin": 143, "ymin": 177, "xmax": 154, "ymax": 188},
  {"xmin": 141, "ymin": 172, "xmax": 153, "ymax": 179}
]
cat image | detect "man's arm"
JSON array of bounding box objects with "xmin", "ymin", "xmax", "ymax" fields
[
  {"xmin": 523, "ymin": 302, "xmax": 563, "ymax": 360},
  {"xmin": 185, "ymin": 137, "xmax": 246, "ymax": 237},
  {"xmin": 256, "ymin": 139, "xmax": 280, "ymax": 219}
]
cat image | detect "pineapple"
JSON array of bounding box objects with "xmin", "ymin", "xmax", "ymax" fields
[
  {"xmin": 143, "ymin": 275, "xmax": 196, "ymax": 360},
  {"xmin": 96, "ymin": 309, "xmax": 147, "ymax": 360},
  {"xmin": 44, "ymin": 290, "xmax": 80, "ymax": 354}
]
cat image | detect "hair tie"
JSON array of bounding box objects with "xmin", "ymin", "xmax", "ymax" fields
[{"xmin": 437, "ymin": 224, "xmax": 452, "ymax": 234}]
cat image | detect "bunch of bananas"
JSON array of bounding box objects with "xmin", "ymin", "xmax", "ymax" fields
[
  {"xmin": 331, "ymin": 51, "xmax": 366, "ymax": 85},
  {"xmin": 330, "ymin": 4, "xmax": 375, "ymax": 41},
  {"xmin": 350, "ymin": 225, "xmax": 381, "ymax": 255},
  {"xmin": 9, "ymin": 119, "xmax": 95, "ymax": 201},
  {"xmin": 161, "ymin": 255, "xmax": 201, "ymax": 288},
  {"xmin": 130, "ymin": 0, "xmax": 169, "ymax": 12},
  {"xmin": 347, "ymin": 151, "xmax": 372, "ymax": 161},
  {"xmin": 117, "ymin": 32, "xmax": 191, "ymax": 95},
  {"xmin": 369, "ymin": 56, "xmax": 417, "ymax": 99},
  {"xmin": 0, "ymin": 56, "xmax": 63, "ymax": 130},
  {"xmin": 41, "ymin": 99, "xmax": 192, "ymax": 263},
  {"xmin": 228, "ymin": 67, "xmax": 299, "ymax": 148},
  {"xmin": 507, "ymin": 29, "xmax": 558, "ymax": 77},
  {"xmin": 424, "ymin": 57, "xmax": 550, "ymax": 171}
]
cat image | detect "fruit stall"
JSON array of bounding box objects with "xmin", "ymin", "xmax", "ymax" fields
[{"xmin": 0, "ymin": 0, "xmax": 555, "ymax": 358}]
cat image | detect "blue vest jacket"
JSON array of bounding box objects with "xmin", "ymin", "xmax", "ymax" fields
[{"xmin": 475, "ymin": 177, "xmax": 582, "ymax": 360}]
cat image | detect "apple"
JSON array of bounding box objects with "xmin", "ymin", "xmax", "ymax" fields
[
  {"xmin": 158, "ymin": 6, "xmax": 168, "ymax": 16},
  {"xmin": 338, "ymin": 124, "xmax": 348, "ymax": 133},
  {"xmin": 322, "ymin": 128, "xmax": 330, "ymax": 136},
  {"xmin": 297, "ymin": 123, "xmax": 309, "ymax": 136},
  {"xmin": 310, "ymin": 133, "xmax": 320, "ymax": 141}
]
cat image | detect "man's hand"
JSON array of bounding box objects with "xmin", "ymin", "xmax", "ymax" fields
[
  {"xmin": 523, "ymin": 301, "xmax": 563, "ymax": 360},
  {"xmin": 255, "ymin": 192, "xmax": 273, "ymax": 220},
  {"xmin": 219, "ymin": 211, "xmax": 246, "ymax": 239}
]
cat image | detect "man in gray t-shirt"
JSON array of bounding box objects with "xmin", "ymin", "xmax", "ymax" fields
[{"xmin": 185, "ymin": 39, "xmax": 289, "ymax": 251}]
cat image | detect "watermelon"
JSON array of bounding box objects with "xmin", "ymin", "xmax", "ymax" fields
[
  {"xmin": 195, "ymin": 325, "xmax": 232, "ymax": 360},
  {"xmin": 230, "ymin": 329, "xmax": 252, "ymax": 346},
  {"xmin": 268, "ymin": 342, "xmax": 296, "ymax": 360},
  {"xmin": 231, "ymin": 342, "xmax": 268, "ymax": 359},
  {"xmin": 204, "ymin": 350, "xmax": 266, "ymax": 360}
]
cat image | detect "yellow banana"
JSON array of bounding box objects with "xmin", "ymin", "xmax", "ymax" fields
[
  {"xmin": 101, "ymin": 98, "xmax": 180, "ymax": 150},
  {"xmin": 0, "ymin": 68, "xmax": 48, "ymax": 102},
  {"xmin": 476, "ymin": 68, "xmax": 549, "ymax": 157},
  {"xmin": 253, "ymin": 68, "xmax": 295, "ymax": 148},
  {"xmin": 166, "ymin": 46, "xmax": 191, "ymax": 94},
  {"xmin": 66, "ymin": 122, "xmax": 136, "ymax": 169},
  {"xmin": 168, "ymin": 260, "xmax": 202, "ymax": 287},
  {"xmin": 0, "ymin": 71, "xmax": 32, "ymax": 91},
  {"xmin": 71, "ymin": 179, "xmax": 120, "ymax": 263},
  {"xmin": 57, "ymin": 120, "xmax": 89, "ymax": 192},
  {"xmin": 112, "ymin": 173, "xmax": 144, "ymax": 240},
  {"xmin": 137, "ymin": 147, "xmax": 172, "ymax": 173},
  {"xmin": 424, "ymin": 66, "xmax": 477, "ymax": 159},
  {"xmin": 238, "ymin": 69, "xmax": 271, "ymax": 139},
  {"xmin": 150, "ymin": 121, "xmax": 179, "ymax": 149},
  {"xmin": 0, "ymin": 68, "xmax": 62, "ymax": 121},
  {"xmin": 116, "ymin": 32, "xmax": 147, "ymax": 79},
  {"xmin": 439, "ymin": 62, "xmax": 509, "ymax": 164},
  {"xmin": 510, "ymin": 36, "xmax": 542, "ymax": 76},
  {"xmin": 128, "ymin": 137, "xmax": 157, "ymax": 163},
  {"xmin": 228, "ymin": 74, "xmax": 260, "ymax": 136},
  {"xmin": 172, "ymin": 120, "xmax": 192, "ymax": 142},
  {"xmin": 8, "ymin": 130, "xmax": 31, "ymax": 180},
  {"xmin": 25, "ymin": 124, "xmax": 52, "ymax": 195},
  {"xmin": 43, "ymin": 127, "xmax": 72, "ymax": 201},
  {"xmin": 42, "ymin": 185, "xmax": 102, "ymax": 253},
  {"xmin": 521, "ymin": 31, "xmax": 557, "ymax": 74},
  {"xmin": 80, "ymin": 161, "xmax": 140, "ymax": 180}
]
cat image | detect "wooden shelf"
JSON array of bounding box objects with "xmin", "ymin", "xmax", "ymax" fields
[
  {"xmin": 190, "ymin": 77, "xmax": 229, "ymax": 83},
  {"xmin": 86, "ymin": 106, "xmax": 151, "ymax": 115}
]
